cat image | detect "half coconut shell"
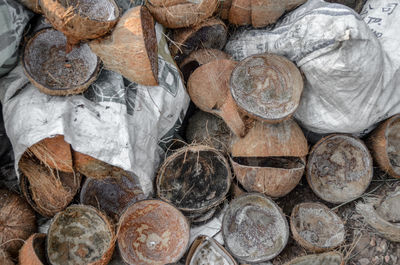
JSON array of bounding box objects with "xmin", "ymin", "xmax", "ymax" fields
[
  {"xmin": 19, "ymin": 233, "xmax": 47, "ymax": 265},
  {"xmin": 284, "ymin": 252, "xmax": 345, "ymax": 265},
  {"xmin": 73, "ymin": 151, "xmax": 114, "ymax": 179},
  {"xmin": 0, "ymin": 248, "xmax": 14, "ymax": 265}
]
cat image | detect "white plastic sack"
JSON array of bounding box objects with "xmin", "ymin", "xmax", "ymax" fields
[{"xmin": 225, "ymin": 0, "xmax": 400, "ymax": 135}]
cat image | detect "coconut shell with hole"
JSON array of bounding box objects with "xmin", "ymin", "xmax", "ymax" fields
[
  {"xmin": 117, "ymin": 199, "xmax": 190, "ymax": 265},
  {"xmin": 47, "ymin": 205, "xmax": 115, "ymax": 265},
  {"xmin": 19, "ymin": 154, "xmax": 81, "ymax": 217},
  {"xmin": 73, "ymin": 151, "xmax": 114, "ymax": 179},
  {"xmin": 0, "ymin": 189, "xmax": 36, "ymax": 257},
  {"xmin": 39, "ymin": 0, "xmax": 119, "ymax": 49},
  {"xmin": 290, "ymin": 202, "xmax": 345, "ymax": 252},
  {"xmin": 230, "ymin": 53, "xmax": 303, "ymax": 123},
  {"xmin": 367, "ymin": 114, "xmax": 400, "ymax": 179},
  {"xmin": 307, "ymin": 134, "xmax": 373, "ymax": 204},
  {"xmin": 19, "ymin": 233, "xmax": 47, "ymax": 265},
  {"xmin": 23, "ymin": 28, "xmax": 100, "ymax": 96},
  {"xmin": 19, "ymin": 0, "xmax": 42, "ymax": 13},
  {"xmin": 284, "ymin": 252, "xmax": 345, "ymax": 265},
  {"xmin": 222, "ymin": 193, "xmax": 289, "ymax": 263},
  {"xmin": 0, "ymin": 248, "xmax": 14, "ymax": 265},
  {"xmin": 29, "ymin": 135, "xmax": 73, "ymax": 173},
  {"xmin": 157, "ymin": 145, "xmax": 231, "ymax": 222},
  {"xmin": 188, "ymin": 59, "xmax": 247, "ymax": 137},
  {"xmin": 89, "ymin": 6, "xmax": 158, "ymax": 86},
  {"xmin": 146, "ymin": 0, "xmax": 219, "ymax": 29}
]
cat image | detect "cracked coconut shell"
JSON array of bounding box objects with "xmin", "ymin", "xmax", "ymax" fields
[{"xmin": 19, "ymin": 233, "xmax": 47, "ymax": 265}]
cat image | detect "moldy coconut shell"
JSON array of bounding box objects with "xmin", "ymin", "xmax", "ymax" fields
[
  {"xmin": 73, "ymin": 151, "xmax": 114, "ymax": 179},
  {"xmin": 284, "ymin": 252, "xmax": 345, "ymax": 265},
  {"xmin": 89, "ymin": 6, "xmax": 159, "ymax": 86},
  {"xmin": 19, "ymin": 233, "xmax": 47, "ymax": 265}
]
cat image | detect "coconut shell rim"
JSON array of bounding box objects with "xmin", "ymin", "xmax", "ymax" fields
[
  {"xmin": 230, "ymin": 156, "xmax": 306, "ymax": 170},
  {"xmin": 283, "ymin": 251, "xmax": 345, "ymax": 265},
  {"xmin": 19, "ymin": 233, "xmax": 47, "ymax": 265}
]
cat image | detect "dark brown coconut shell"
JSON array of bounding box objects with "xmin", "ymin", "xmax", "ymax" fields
[
  {"xmin": 0, "ymin": 189, "xmax": 37, "ymax": 257},
  {"xmin": 222, "ymin": 193, "xmax": 289, "ymax": 263},
  {"xmin": 307, "ymin": 134, "xmax": 373, "ymax": 204},
  {"xmin": 367, "ymin": 114, "xmax": 400, "ymax": 179},
  {"xmin": 23, "ymin": 28, "xmax": 100, "ymax": 96},
  {"xmin": 28, "ymin": 135, "xmax": 73, "ymax": 173},
  {"xmin": 146, "ymin": 0, "xmax": 219, "ymax": 29},
  {"xmin": 117, "ymin": 199, "xmax": 190, "ymax": 265},
  {"xmin": 73, "ymin": 151, "xmax": 114, "ymax": 179},
  {"xmin": 0, "ymin": 248, "xmax": 14, "ymax": 265},
  {"xmin": 19, "ymin": 154, "xmax": 81, "ymax": 217},
  {"xmin": 326, "ymin": 0, "xmax": 365, "ymax": 12},
  {"xmin": 290, "ymin": 202, "xmax": 345, "ymax": 252},
  {"xmin": 19, "ymin": 233, "xmax": 47, "ymax": 265},
  {"xmin": 19, "ymin": 0, "xmax": 42, "ymax": 13},
  {"xmin": 80, "ymin": 167, "xmax": 145, "ymax": 222},
  {"xmin": 47, "ymin": 205, "xmax": 115, "ymax": 265},
  {"xmin": 230, "ymin": 53, "xmax": 303, "ymax": 123},
  {"xmin": 284, "ymin": 252, "xmax": 345, "ymax": 265},
  {"xmin": 39, "ymin": 0, "xmax": 119, "ymax": 48},
  {"xmin": 229, "ymin": 0, "xmax": 251, "ymax": 25},
  {"xmin": 89, "ymin": 6, "xmax": 158, "ymax": 86},
  {"xmin": 188, "ymin": 59, "xmax": 247, "ymax": 137}
]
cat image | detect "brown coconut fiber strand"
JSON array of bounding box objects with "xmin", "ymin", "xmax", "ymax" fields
[
  {"xmin": 229, "ymin": 0, "xmax": 251, "ymax": 25},
  {"xmin": 90, "ymin": 6, "xmax": 159, "ymax": 86},
  {"xmin": 19, "ymin": 233, "xmax": 47, "ymax": 265}
]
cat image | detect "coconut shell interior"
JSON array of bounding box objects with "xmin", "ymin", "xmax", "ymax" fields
[
  {"xmin": 284, "ymin": 252, "xmax": 344, "ymax": 265},
  {"xmin": 58, "ymin": 0, "xmax": 118, "ymax": 21},
  {"xmin": 386, "ymin": 117, "xmax": 400, "ymax": 176},
  {"xmin": 0, "ymin": 248, "xmax": 14, "ymax": 265}
]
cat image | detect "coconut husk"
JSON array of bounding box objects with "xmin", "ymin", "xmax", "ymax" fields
[
  {"xmin": 19, "ymin": 154, "xmax": 81, "ymax": 217},
  {"xmin": 73, "ymin": 151, "xmax": 115, "ymax": 179},
  {"xmin": 229, "ymin": 0, "xmax": 251, "ymax": 25},
  {"xmin": 367, "ymin": 114, "xmax": 400, "ymax": 179},
  {"xmin": 47, "ymin": 205, "xmax": 115, "ymax": 265},
  {"xmin": 146, "ymin": 0, "xmax": 219, "ymax": 29},
  {"xmin": 23, "ymin": 28, "xmax": 100, "ymax": 96},
  {"xmin": 0, "ymin": 248, "xmax": 14, "ymax": 265},
  {"xmin": 0, "ymin": 189, "xmax": 37, "ymax": 257},
  {"xmin": 188, "ymin": 59, "xmax": 247, "ymax": 137},
  {"xmin": 39, "ymin": 0, "xmax": 119, "ymax": 49},
  {"xmin": 290, "ymin": 202, "xmax": 345, "ymax": 252},
  {"xmin": 28, "ymin": 135, "xmax": 73, "ymax": 173},
  {"xmin": 19, "ymin": 0, "xmax": 42, "ymax": 13},
  {"xmin": 117, "ymin": 199, "xmax": 190, "ymax": 265},
  {"xmin": 284, "ymin": 252, "xmax": 345, "ymax": 265},
  {"xmin": 218, "ymin": 0, "xmax": 232, "ymax": 19},
  {"xmin": 89, "ymin": 6, "xmax": 158, "ymax": 86},
  {"xmin": 19, "ymin": 233, "xmax": 47, "ymax": 265}
]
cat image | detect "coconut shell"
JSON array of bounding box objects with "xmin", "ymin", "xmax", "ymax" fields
[
  {"xmin": 39, "ymin": 0, "xmax": 119, "ymax": 48},
  {"xmin": 0, "ymin": 189, "xmax": 37, "ymax": 257},
  {"xmin": 28, "ymin": 135, "xmax": 73, "ymax": 173},
  {"xmin": 19, "ymin": 0, "xmax": 42, "ymax": 13},
  {"xmin": 89, "ymin": 6, "xmax": 158, "ymax": 86},
  {"xmin": 19, "ymin": 154, "xmax": 81, "ymax": 217},
  {"xmin": 326, "ymin": 0, "xmax": 365, "ymax": 12},
  {"xmin": 218, "ymin": 0, "xmax": 232, "ymax": 19},
  {"xmin": 73, "ymin": 151, "xmax": 115, "ymax": 179},
  {"xmin": 229, "ymin": 0, "xmax": 251, "ymax": 25},
  {"xmin": 47, "ymin": 205, "xmax": 115, "ymax": 265},
  {"xmin": 367, "ymin": 114, "xmax": 400, "ymax": 179},
  {"xmin": 284, "ymin": 252, "xmax": 345, "ymax": 265},
  {"xmin": 117, "ymin": 199, "xmax": 190, "ymax": 265},
  {"xmin": 146, "ymin": 0, "xmax": 219, "ymax": 29},
  {"xmin": 0, "ymin": 248, "xmax": 14, "ymax": 265},
  {"xmin": 19, "ymin": 233, "xmax": 47, "ymax": 265},
  {"xmin": 188, "ymin": 59, "xmax": 247, "ymax": 137}
]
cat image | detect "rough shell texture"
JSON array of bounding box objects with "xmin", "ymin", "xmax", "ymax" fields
[
  {"xmin": 376, "ymin": 186, "xmax": 400, "ymax": 223},
  {"xmin": 29, "ymin": 135, "xmax": 73, "ymax": 173},
  {"xmin": 188, "ymin": 59, "xmax": 246, "ymax": 137},
  {"xmin": 73, "ymin": 151, "xmax": 114, "ymax": 179},
  {"xmin": 19, "ymin": 0, "xmax": 42, "ymax": 13},
  {"xmin": 117, "ymin": 200, "xmax": 190, "ymax": 265},
  {"xmin": 19, "ymin": 233, "xmax": 47, "ymax": 265},
  {"xmin": 368, "ymin": 114, "xmax": 400, "ymax": 178},
  {"xmin": 307, "ymin": 134, "xmax": 373, "ymax": 204},
  {"xmin": 0, "ymin": 189, "xmax": 36, "ymax": 257},
  {"xmin": 283, "ymin": 251, "xmax": 344, "ymax": 265},
  {"xmin": 222, "ymin": 193, "xmax": 289, "ymax": 263},
  {"xmin": 290, "ymin": 202, "xmax": 345, "ymax": 252},
  {"xmin": 47, "ymin": 205, "xmax": 115, "ymax": 265},
  {"xmin": 0, "ymin": 248, "xmax": 14, "ymax": 265},
  {"xmin": 146, "ymin": 0, "xmax": 219, "ymax": 29},
  {"xmin": 229, "ymin": 0, "xmax": 251, "ymax": 25},
  {"xmin": 230, "ymin": 53, "xmax": 303, "ymax": 123},
  {"xmin": 23, "ymin": 28, "xmax": 100, "ymax": 96},
  {"xmin": 218, "ymin": 0, "xmax": 232, "ymax": 19},
  {"xmin": 89, "ymin": 6, "xmax": 158, "ymax": 86},
  {"xmin": 39, "ymin": 0, "xmax": 119, "ymax": 47}
]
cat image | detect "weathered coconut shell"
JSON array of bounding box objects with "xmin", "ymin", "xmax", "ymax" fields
[
  {"xmin": 188, "ymin": 59, "xmax": 246, "ymax": 137},
  {"xmin": 229, "ymin": 0, "xmax": 251, "ymax": 25},
  {"xmin": 117, "ymin": 199, "xmax": 190, "ymax": 265},
  {"xmin": 23, "ymin": 28, "xmax": 100, "ymax": 96},
  {"xmin": 19, "ymin": 233, "xmax": 47, "ymax": 265},
  {"xmin": 19, "ymin": 0, "xmax": 42, "ymax": 13},
  {"xmin": 284, "ymin": 252, "xmax": 345, "ymax": 265},
  {"xmin": 47, "ymin": 205, "xmax": 115, "ymax": 265},
  {"xmin": 80, "ymin": 167, "xmax": 145, "ymax": 222},
  {"xmin": 186, "ymin": 236, "xmax": 238, "ymax": 265},
  {"xmin": 230, "ymin": 53, "xmax": 303, "ymax": 123},
  {"xmin": 73, "ymin": 151, "xmax": 114, "ymax": 179},
  {"xmin": 0, "ymin": 248, "xmax": 14, "ymax": 265},
  {"xmin": 367, "ymin": 114, "xmax": 400, "ymax": 179},
  {"xmin": 290, "ymin": 202, "xmax": 345, "ymax": 252},
  {"xmin": 89, "ymin": 6, "xmax": 158, "ymax": 86},
  {"xmin": 28, "ymin": 135, "xmax": 73, "ymax": 173},
  {"xmin": 146, "ymin": 0, "xmax": 219, "ymax": 29},
  {"xmin": 376, "ymin": 186, "xmax": 400, "ymax": 223},
  {"xmin": 0, "ymin": 189, "xmax": 37, "ymax": 257},
  {"xmin": 19, "ymin": 154, "xmax": 81, "ymax": 217},
  {"xmin": 39, "ymin": 0, "xmax": 119, "ymax": 48},
  {"xmin": 307, "ymin": 134, "xmax": 373, "ymax": 204},
  {"xmin": 222, "ymin": 193, "xmax": 289, "ymax": 263}
]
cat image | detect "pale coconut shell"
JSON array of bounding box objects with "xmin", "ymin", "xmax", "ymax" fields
[
  {"xmin": 0, "ymin": 189, "xmax": 37, "ymax": 257},
  {"xmin": 39, "ymin": 0, "xmax": 119, "ymax": 48},
  {"xmin": 73, "ymin": 151, "xmax": 114, "ymax": 179},
  {"xmin": 89, "ymin": 6, "xmax": 158, "ymax": 86},
  {"xmin": 19, "ymin": 0, "xmax": 42, "ymax": 13},
  {"xmin": 0, "ymin": 248, "xmax": 14, "ymax": 265},
  {"xmin": 367, "ymin": 114, "xmax": 400, "ymax": 179},
  {"xmin": 284, "ymin": 252, "xmax": 345, "ymax": 265},
  {"xmin": 229, "ymin": 0, "xmax": 251, "ymax": 25},
  {"xmin": 146, "ymin": 0, "xmax": 219, "ymax": 29},
  {"xmin": 19, "ymin": 233, "xmax": 47, "ymax": 265}
]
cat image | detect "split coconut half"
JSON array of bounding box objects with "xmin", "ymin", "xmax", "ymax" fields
[
  {"xmin": 284, "ymin": 252, "xmax": 345, "ymax": 265},
  {"xmin": 19, "ymin": 233, "xmax": 47, "ymax": 265}
]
